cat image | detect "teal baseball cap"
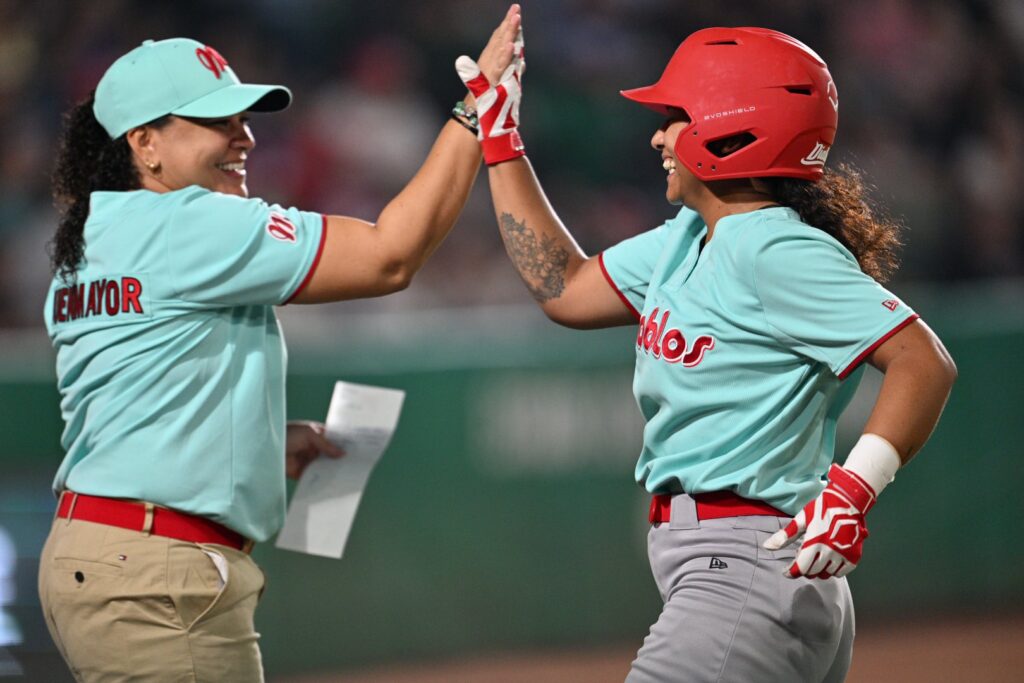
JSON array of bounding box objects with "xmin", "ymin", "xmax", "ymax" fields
[{"xmin": 93, "ymin": 38, "xmax": 292, "ymax": 139}]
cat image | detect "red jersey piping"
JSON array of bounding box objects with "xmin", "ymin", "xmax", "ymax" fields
[
  {"xmin": 284, "ymin": 214, "xmax": 328, "ymax": 305},
  {"xmin": 837, "ymin": 313, "xmax": 920, "ymax": 379},
  {"xmin": 598, "ymin": 252, "xmax": 642, "ymax": 322}
]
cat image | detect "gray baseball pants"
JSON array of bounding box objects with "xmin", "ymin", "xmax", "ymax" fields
[{"xmin": 627, "ymin": 493, "xmax": 855, "ymax": 683}]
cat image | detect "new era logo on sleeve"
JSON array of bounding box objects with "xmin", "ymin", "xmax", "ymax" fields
[
  {"xmin": 882, "ymin": 299, "xmax": 899, "ymax": 311},
  {"xmin": 266, "ymin": 213, "xmax": 297, "ymax": 243}
]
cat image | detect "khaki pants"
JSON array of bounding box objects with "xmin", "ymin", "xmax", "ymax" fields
[{"xmin": 38, "ymin": 516, "xmax": 265, "ymax": 682}]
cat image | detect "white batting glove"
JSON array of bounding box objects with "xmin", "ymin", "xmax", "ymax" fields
[
  {"xmin": 764, "ymin": 434, "xmax": 901, "ymax": 579},
  {"xmin": 455, "ymin": 28, "xmax": 525, "ymax": 165}
]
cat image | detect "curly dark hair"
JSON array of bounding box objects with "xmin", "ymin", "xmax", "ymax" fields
[
  {"xmin": 765, "ymin": 163, "xmax": 904, "ymax": 282},
  {"xmin": 49, "ymin": 92, "xmax": 169, "ymax": 283}
]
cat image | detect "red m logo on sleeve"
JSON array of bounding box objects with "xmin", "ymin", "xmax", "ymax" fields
[{"xmin": 266, "ymin": 213, "xmax": 297, "ymax": 243}]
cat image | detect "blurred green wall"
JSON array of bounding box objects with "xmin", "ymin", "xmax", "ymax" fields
[{"xmin": 1, "ymin": 281, "xmax": 1022, "ymax": 678}]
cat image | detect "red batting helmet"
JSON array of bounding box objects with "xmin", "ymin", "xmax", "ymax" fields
[{"xmin": 621, "ymin": 27, "xmax": 838, "ymax": 182}]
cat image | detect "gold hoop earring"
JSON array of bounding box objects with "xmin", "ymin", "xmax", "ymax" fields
[{"xmin": 146, "ymin": 161, "xmax": 161, "ymax": 174}]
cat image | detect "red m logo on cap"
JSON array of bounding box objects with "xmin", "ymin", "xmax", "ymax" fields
[{"xmin": 196, "ymin": 46, "xmax": 229, "ymax": 79}]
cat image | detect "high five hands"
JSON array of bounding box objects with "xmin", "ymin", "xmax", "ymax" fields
[{"xmin": 458, "ymin": 4, "xmax": 526, "ymax": 165}]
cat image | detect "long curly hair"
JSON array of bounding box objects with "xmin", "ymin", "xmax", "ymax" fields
[
  {"xmin": 49, "ymin": 91, "xmax": 169, "ymax": 283},
  {"xmin": 765, "ymin": 163, "xmax": 904, "ymax": 282}
]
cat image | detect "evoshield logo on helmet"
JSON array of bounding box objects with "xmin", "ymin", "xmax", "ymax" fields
[
  {"xmin": 704, "ymin": 106, "xmax": 756, "ymax": 121},
  {"xmin": 195, "ymin": 46, "xmax": 229, "ymax": 79},
  {"xmin": 800, "ymin": 142, "xmax": 830, "ymax": 166}
]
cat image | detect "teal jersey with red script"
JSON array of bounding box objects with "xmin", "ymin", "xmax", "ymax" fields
[
  {"xmin": 43, "ymin": 186, "xmax": 326, "ymax": 541},
  {"xmin": 599, "ymin": 206, "xmax": 917, "ymax": 514}
]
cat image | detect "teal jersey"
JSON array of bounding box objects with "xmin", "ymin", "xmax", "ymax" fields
[
  {"xmin": 600, "ymin": 207, "xmax": 917, "ymax": 514},
  {"xmin": 44, "ymin": 186, "xmax": 326, "ymax": 541}
]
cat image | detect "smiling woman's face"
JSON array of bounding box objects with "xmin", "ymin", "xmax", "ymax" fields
[
  {"xmin": 132, "ymin": 114, "xmax": 256, "ymax": 197},
  {"xmin": 650, "ymin": 107, "xmax": 699, "ymax": 206}
]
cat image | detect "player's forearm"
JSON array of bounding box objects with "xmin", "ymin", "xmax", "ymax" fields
[
  {"xmin": 374, "ymin": 121, "xmax": 482, "ymax": 280},
  {"xmin": 863, "ymin": 342, "xmax": 957, "ymax": 463},
  {"xmin": 488, "ymin": 157, "xmax": 589, "ymax": 313}
]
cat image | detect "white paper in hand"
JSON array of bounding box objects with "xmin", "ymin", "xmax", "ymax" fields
[{"xmin": 275, "ymin": 381, "xmax": 405, "ymax": 558}]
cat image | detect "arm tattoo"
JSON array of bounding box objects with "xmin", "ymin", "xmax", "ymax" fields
[{"xmin": 498, "ymin": 212, "xmax": 570, "ymax": 303}]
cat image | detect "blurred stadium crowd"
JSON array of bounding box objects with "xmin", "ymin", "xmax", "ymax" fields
[{"xmin": 0, "ymin": 0, "xmax": 1021, "ymax": 328}]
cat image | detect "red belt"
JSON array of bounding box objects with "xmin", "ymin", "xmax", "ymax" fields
[
  {"xmin": 57, "ymin": 491, "xmax": 252, "ymax": 553},
  {"xmin": 649, "ymin": 491, "xmax": 788, "ymax": 523}
]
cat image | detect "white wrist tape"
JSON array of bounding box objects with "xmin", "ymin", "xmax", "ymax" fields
[{"xmin": 842, "ymin": 433, "xmax": 902, "ymax": 496}]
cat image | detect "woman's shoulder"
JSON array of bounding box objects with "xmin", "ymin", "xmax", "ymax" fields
[
  {"xmin": 735, "ymin": 212, "xmax": 867, "ymax": 293},
  {"xmin": 87, "ymin": 186, "xmax": 223, "ymax": 216},
  {"xmin": 723, "ymin": 206, "xmax": 848, "ymax": 254},
  {"xmin": 172, "ymin": 186, "xmax": 269, "ymax": 211},
  {"xmin": 86, "ymin": 190, "xmax": 165, "ymax": 235},
  {"xmin": 85, "ymin": 188, "xmax": 273, "ymax": 243},
  {"xmin": 92, "ymin": 186, "xmax": 270, "ymax": 210},
  {"xmin": 714, "ymin": 207, "xmax": 856, "ymax": 280},
  {"xmin": 88, "ymin": 188, "xmax": 154, "ymax": 213},
  {"xmin": 107, "ymin": 187, "xmax": 274, "ymax": 225}
]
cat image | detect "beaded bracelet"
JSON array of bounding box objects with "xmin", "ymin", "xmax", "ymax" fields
[
  {"xmin": 452, "ymin": 100, "xmax": 479, "ymax": 128},
  {"xmin": 452, "ymin": 100, "xmax": 479, "ymax": 136},
  {"xmin": 450, "ymin": 112, "xmax": 479, "ymax": 136}
]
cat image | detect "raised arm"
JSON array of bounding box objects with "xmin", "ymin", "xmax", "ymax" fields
[
  {"xmin": 292, "ymin": 5, "xmax": 522, "ymax": 303},
  {"xmin": 488, "ymin": 159, "xmax": 637, "ymax": 329},
  {"xmin": 293, "ymin": 122, "xmax": 480, "ymax": 302},
  {"xmin": 453, "ymin": 18, "xmax": 635, "ymax": 330}
]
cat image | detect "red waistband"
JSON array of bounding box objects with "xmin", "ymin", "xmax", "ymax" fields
[
  {"xmin": 57, "ymin": 491, "xmax": 252, "ymax": 553},
  {"xmin": 649, "ymin": 491, "xmax": 788, "ymax": 524}
]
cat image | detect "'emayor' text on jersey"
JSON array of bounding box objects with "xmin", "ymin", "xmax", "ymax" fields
[
  {"xmin": 52, "ymin": 276, "xmax": 145, "ymax": 324},
  {"xmin": 637, "ymin": 307, "xmax": 715, "ymax": 367}
]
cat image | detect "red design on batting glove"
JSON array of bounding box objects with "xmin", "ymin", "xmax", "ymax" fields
[
  {"xmin": 455, "ymin": 31, "xmax": 526, "ymax": 166},
  {"xmin": 763, "ymin": 464, "xmax": 877, "ymax": 580}
]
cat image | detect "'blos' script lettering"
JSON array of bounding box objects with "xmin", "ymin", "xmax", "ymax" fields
[{"xmin": 636, "ymin": 307, "xmax": 715, "ymax": 367}]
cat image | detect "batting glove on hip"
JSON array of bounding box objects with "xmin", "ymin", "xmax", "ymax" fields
[
  {"xmin": 763, "ymin": 464, "xmax": 875, "ymax": 579},
  {"xmin": 456, "ymin": 28, "xmax": 525, "ymax": 166},
  {"xmin": 764, "ymin": 434, "xmax": 901, "ymax": 580}
]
